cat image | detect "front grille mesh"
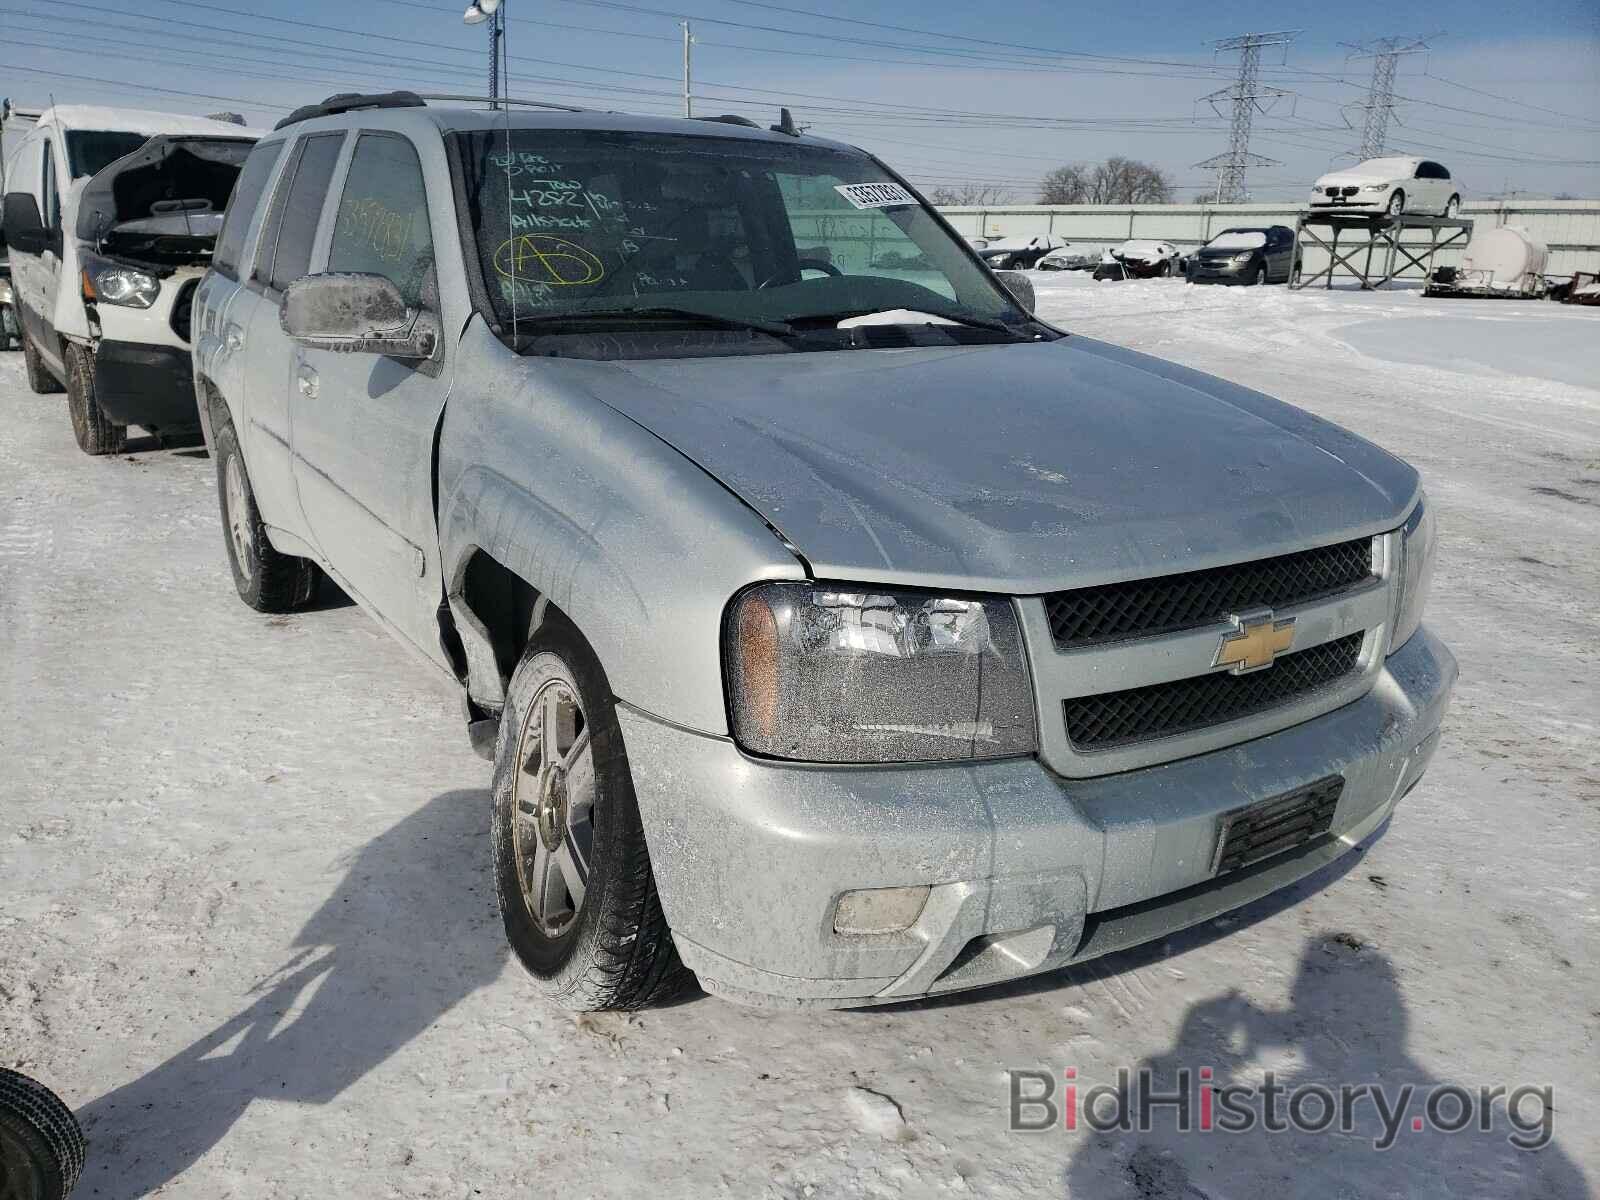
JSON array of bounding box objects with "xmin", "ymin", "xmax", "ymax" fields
[
  {"xmin": 1064, "ymin": 633, "xmax": 1364, "ymax": 750},
  {"xmin": 1046, "ymin": 538, "xmax": 1374, "ymax": 649}
]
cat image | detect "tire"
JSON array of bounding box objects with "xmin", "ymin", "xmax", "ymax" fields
[
  {"xmin": 20, "ymin": 328, "xmax": 63, "ymax": 394},
  {"xmin": 1445, "ymin": 194, "xmax": 1460, "ymax": 218},
  {"xmin": 1386, "ymin": 190, "xmax": 1405, "ymax": 217},
  {"xmin": 0, "ymin": 1069, "xmax": 85, "ymax": 1200},
  {"xmin": 1247, "ymin": 262, "xmax": 1267, "ymax": 286},
  {"xmin": 213, "ymin": 416, "xmax": 317, "ymax": 612},
  {"xmin": 491, "ymin": 619, "xmax": 690, "ymax": 1010},
  {"xmin": 64, "ymin": 342, "xmax": 126, "ymax": 457}
]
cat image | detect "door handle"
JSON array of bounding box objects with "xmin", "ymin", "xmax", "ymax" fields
[{"xmin": 296, "ymin": 364, "xmax": 319, "ymax": 399}]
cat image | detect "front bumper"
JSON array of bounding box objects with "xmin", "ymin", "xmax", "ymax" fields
[
  {"xmin": 621, "ymin": 626, "xmax": 1456, "ymax": 1007},
  {"xmin": 92, "ymin": 340, "xmax": 200, "ymax": 431},
  {"xmin": 1189, "ymin": 259, "xmax": 1252, "ymax": 283}
]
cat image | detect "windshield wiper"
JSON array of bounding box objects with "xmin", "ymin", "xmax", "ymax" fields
[
  {"xmin": 810, "ymin": 308, "xmax": 1028, "ymax": 337},
  {"xmin": 511, "ymin": 305, "xmax": 796, "ymax": 338}
]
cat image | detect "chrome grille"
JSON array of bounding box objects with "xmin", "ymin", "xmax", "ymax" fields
[
  {"xmin": 1045, "ymin": 538, "xmax": 1373, "ymax": 650},
  {"xmin": 1063, "ymin": 633, "xmax": 1365, "ymax": 750}
]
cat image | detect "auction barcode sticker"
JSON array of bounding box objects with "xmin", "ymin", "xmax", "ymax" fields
[{"xmin": 834, "ymin": 182, "xmax": 917, "ymax": 210}]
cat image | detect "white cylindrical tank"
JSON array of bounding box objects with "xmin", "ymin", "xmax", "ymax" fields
[{"xmin": 1460, "ymin": 226, "xmax": 1548, "ymax": 286}]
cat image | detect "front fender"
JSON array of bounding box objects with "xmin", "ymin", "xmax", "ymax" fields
[{"xmin": 436, "ymin": 321, "xmax": 804, "ymax": 735}]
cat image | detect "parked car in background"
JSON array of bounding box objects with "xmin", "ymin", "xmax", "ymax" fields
[
  {"xmin": 1036, "ymin": 245, "xmax": 1099, "ymax": 272},
  {"xmin": 1094, "ymin": 239, "xmax": 1183, "ymax": 280},
  {"xmin": 975, "ymin": 235, "xmax": 1062, "ymax": 270},
  {"xmin": 1309, "ymin": 157, "xmax": 1461, "ymax": 218},
  {"xmin": 196, "ymin": 92, "xmax": 1453, "ymax": 1013},
  {"xmin": 1187, "ymin": 226, "xmax": 1299, "ymax": 286},
  {"xmin": 1, "ymin": 105, "xmax": 258, "ymax": 453}
]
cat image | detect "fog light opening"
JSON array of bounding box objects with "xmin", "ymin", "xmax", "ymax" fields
[{"xmin": 832, "ymin": 885, "xmax": 930, "ymax": 936}]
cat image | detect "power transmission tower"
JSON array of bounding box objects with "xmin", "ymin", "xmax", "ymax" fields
[
  {"xmin": 1341, "ymin": 36, "xmax": 1431, "ymax": 159},
  {"xmin": 1193, "ymin": 31, "xmax": 1298, "ymax": 203}
]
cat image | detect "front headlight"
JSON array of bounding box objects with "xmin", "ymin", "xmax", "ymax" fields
[
  {"xmin": 1232, "ymin": 252, "xmax": 1254, "ymax": 265},
  {"xmin": 83, "ymin": 258, "xmax": 159, "ymax": 308},
  {"xmin": 1363, "ymin": 183, "xmax": 1389, "ymax": 193},
  {"xmin": 725, "ymin": 582, "xmax": 1037, "ymax": 763},
  {"xmin": 1390, "ymin": 495, "xmax": 1436, "ymax": 654}
]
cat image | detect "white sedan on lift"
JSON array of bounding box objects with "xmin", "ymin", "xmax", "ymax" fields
[{"xmin": 1309, "ymin": 156, "xmax": 1461, "ymax": 218}]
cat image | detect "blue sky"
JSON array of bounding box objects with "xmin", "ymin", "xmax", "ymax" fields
[{"xmin": 2, "ymin": 0, "xmax": 1596, "ymax": 199}]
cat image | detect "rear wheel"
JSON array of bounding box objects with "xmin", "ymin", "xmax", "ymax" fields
[
  {"xmin": 213, "ymin": 417, "xmax": 318, "ymax": 612},
  {"xmin": 1386, "ymin": 190, "xmax": 1405, "ymax": 217},
  {"xmin": 0, "ymin": 1069, "xmax": 85, "ymax": 1200},
  {"xmin": 20, "ymin": 328, "xmax": 63, "ymax": 394},
  {"xmin": 65, "ymin": 342, "xmax": 126, "ymax": 457},
  {"xmin": 492, "ymin": 619, "xmax": 689, "ymax": 1010}
]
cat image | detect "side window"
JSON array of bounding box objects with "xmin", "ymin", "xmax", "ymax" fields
[
  {"xmin": 41, "ymin": 138, "xmax": 59, "ymax": 230},
  {"xmin": 327, "ymin": 133, "xmax": 435, "ymax": 308},
  {"xmin": 254, "ymin": 132, "xmax": 344, "ymax": 294},
  {"xmin": 213, "ymin": 139, "xmax": 283, "ymax": 281},
  {"xmin": 1433, "ymin": 163, "xmax": 1450, "ymax": 181}
]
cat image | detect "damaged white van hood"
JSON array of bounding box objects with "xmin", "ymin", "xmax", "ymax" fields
[{"xmin": 552, "ymin": 337, "xmax": 1418, "ymax": 593}]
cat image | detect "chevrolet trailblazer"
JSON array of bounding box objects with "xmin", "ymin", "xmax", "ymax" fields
[{"xmin": 192, "ymin": 92, "xmax": 1455, "ymax": 1010}]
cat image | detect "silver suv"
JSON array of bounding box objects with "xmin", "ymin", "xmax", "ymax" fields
[{"xmin": 193, "ymin": 93, "xmax": 1456, "ymax": 1010}]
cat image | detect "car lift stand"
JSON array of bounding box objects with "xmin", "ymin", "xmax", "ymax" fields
[{"xmin": 1291, "ymin": 212, "xmax": 1473, "ymax": 291}]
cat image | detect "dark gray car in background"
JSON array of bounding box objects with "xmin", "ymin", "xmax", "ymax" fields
[{"xmin": 1187, "ymin": 225, "xmax": 1300, "ymax": 285}]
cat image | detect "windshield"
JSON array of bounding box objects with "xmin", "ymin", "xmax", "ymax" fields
[
  {"xmin": 1205, "ymin": 230, "xmax": 1266, "ymax": 250},
  {"xmin": 454, "ymin": 129, "xmax": 1039, "ymax": 355},
  {"xmin": 65, "ymin": 131, "xmax": 152, "ymax": 179}
]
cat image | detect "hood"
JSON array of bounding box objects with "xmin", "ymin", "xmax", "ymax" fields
[
  {"xmin": 1314, "ymin": 159, "xmax": 1413, "ymax": 188},
  {"xmin": 75, "ymin": 134, "xmax": 255, "ymax": 263},
  {"xmin": 542, "ymin": 338, "xmax": 1418, "ymax": 593}
]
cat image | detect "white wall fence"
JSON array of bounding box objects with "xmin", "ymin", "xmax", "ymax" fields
[{"xmin": 938, "ymin": 201, "xmax": 1600, "ymax": 279}]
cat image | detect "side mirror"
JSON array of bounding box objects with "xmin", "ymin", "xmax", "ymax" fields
[
  {"xmin": 2, "ymin": 192, "xmax": 58, "ymax": 257},
  {"xmin": 280, "ymin": 272, "xmax": 438, "ymax": 359},
  {"xmin": 994, "ymin": 268, "xmax": 1035, "ymax": 312}
]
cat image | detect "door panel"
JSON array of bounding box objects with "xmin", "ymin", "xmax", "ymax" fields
[
  {"xmin": 289, "ymin": 132, "xmax": 454, "ymax": 663},
  {"xmin": 240, "ymin": 132, "xmax": 346, "ymax": 539}
]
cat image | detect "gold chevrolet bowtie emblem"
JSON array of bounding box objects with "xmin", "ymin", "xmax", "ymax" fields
[{"xmin": 1214, "ymin": 610, "xmax": 1296, "ymax": 674}]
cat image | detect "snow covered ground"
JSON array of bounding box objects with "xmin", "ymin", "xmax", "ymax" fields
[{"xmin": 3, "ymin": 279, "xmax": 1597, "ymax": 1199}]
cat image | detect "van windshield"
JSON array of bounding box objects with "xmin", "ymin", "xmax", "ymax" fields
[
  {"xmin": 453, "ymin": 128, "xmax": 1040, "ymax": 353},
  {"xmin": 65, "ymin": 131, "xmax": 152, "ymax": 179}
]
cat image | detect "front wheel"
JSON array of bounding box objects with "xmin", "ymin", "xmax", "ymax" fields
[
  {"xmin": 1386, "ymin": 190, "xmax": 1405, "ymax": 217},
  {"xmin": 1444, "ymin": 194, "xmax": 1461, "ymax": 218},
  {"xmin": 1247, "ymin": 262, "xmax": 1267, "ymax": 286},
  {"xmin": 213, "ymin": 417, "xmax": 318, "ymax": 611},
  {"xmin": 65, "ymin": 342, "xmax": 126, "ymax": 456},
  {"xmin": 492, "ymin": 620, "xmax": 689, "ymax": 1010}
]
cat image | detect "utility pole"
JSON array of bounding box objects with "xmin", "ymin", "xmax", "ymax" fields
[
  {"xmin": 1341, "ymin": 36, "xmax": 1431, "ymax": 160},
  {"xmin": 463, "ymin": 0, "xmax": 506, "ymax": 109},
  {"xmin": 681, "ymin": 20, "xmax": 693, "ymax": 117},
  {"xmin": 1193, "ymin": 30, "xmax": 1297, "ymax": 203}
]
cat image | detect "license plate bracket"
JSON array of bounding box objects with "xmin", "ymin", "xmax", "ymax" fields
[{"xmin": 1212, "ymin": 775, "xmax": 1344, "ymax": 876}]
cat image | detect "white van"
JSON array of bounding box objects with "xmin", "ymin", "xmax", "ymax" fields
[{"xmin": 1, "ymin": 105, "xmax": 259, "ymax": 453}]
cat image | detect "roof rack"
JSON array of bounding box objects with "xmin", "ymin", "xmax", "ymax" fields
[
  {"xmin": 412, "ymin": 93, "xmax": 589, "ymax": 113},
  {"xmin": 692, "ymin": 114, "xmax": 760, "ymax": 128},
  {"xmin": 274, "ymin": 91, "xmax": 425, "ymax": 130}
]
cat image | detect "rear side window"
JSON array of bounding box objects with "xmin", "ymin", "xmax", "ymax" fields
[
  {"xmin": 327, "ymin": 133, "xmax": 435, "ymax": 307},
  {"xmin": 254, "ymin": 132, "xmax": 345, "ymax": 294},
  {"xmin": 213, "ymin": 139, "xmax": 283, "ymax": 281}
]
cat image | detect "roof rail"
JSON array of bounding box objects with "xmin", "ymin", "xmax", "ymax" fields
[
  {"xmin": 273, "ymin": 90, "xmax": 426, "ymax": 130},
  {"xmin": 412, "ymin": 93, "xmax": 590, "ymax": 113},
  {"xmin": 692, "ymin": 114, "xmax": 760, "ymax": 128}
]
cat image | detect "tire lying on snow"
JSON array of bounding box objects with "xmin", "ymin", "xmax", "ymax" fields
[
  {"xmin": 491, "ymin": 617, "xmax": 690, "ymax": 1010},
  {"xmin": 0, "ymin": 1068, "xmax": 86, "ymax": 1200}
]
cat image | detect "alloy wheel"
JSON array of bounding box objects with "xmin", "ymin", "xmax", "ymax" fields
[
  {"xmin": 224, "ymin": 454, "xmax": 256, "ymax": 583},
  {"xmin": 511, "ymin": 678, "xmax": 596, "ymax": 937}
]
